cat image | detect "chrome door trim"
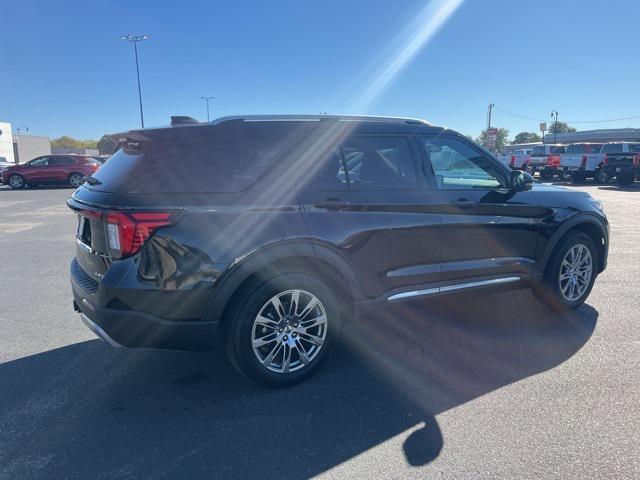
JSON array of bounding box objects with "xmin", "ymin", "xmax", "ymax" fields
[{"xmin": 387, "ymin": 276, "xmax": 521, "ymax": 302}]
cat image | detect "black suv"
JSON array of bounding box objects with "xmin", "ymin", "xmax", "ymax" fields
[{"xmin": 69, "ymin": 115, "xmax": 609, "ymax": 387}]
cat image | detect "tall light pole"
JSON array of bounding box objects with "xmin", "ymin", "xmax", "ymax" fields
[
  {"xmin": 121, "ymin": 34, "xmax": 150, "ymax": 128},
  {"xmin": 551, "ymin": 110, "xmax": 559, "ymax": 143},
  {"xmin": 201, "ymin": 96, "xmax": 214, "ymax": 122}
]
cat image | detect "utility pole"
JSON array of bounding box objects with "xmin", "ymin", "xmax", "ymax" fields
[
  {"xmin": 201, "ymin": 96, "xmax": 214, "ymax": 122},
  {"xmin": 487, "ymin": 103, "xmax": 494, "ymax": 130},
  {"xmin": 551, "ymin": 110, "xmax": 559, "ymax": 143},
  {"xmin": 121, "ymin": 34, "xmax": 150, "ymax": 128}
]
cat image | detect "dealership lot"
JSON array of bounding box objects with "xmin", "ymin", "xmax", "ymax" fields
[{"xmin": 0, "ymin": 184, "xmax": 639, "ymax": 479}]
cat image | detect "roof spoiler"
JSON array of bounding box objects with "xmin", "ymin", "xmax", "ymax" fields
[{"xmin": 171, "ymin": 116, "xmax": 200, "ymax": 126}]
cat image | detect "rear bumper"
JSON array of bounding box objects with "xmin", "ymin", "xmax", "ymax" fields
[
  {"xmin": 71, "ymin": 265, "xmax": 219, "ymax": 351},
  {"xmin": 602, "ymin": 165, "xmax": 637, "ymax": 176}
]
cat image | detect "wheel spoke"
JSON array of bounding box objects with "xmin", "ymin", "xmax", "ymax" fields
[
  {"xmin": 252, "ymin": 332, "xmax": 279, "ymax": 348},
  {"xmin": 270, "ymin": 297, "xmax": 286, "ymax": 320},
  {"xmin": 298, "ymin": 296, "xmax": 319, "ymax": 320},
  {"xmin": 282, "ymin": 344, "xmax": 292, "ymax": 373},
  {"xmin": 294, "ymin": 341, "xmax": 311, "ymax": 365},
  {"xmin": 255, "ymin": 315, "xmax": 279, "ymax": 329},
  {"xmin": 300, "ymin": 314, "xmax": 327, "ymax": 331},
  {"xmin": 289, "ymin": 290, "xmax": 300, "ymax": 316},
  {"xmin": 262, "ymin": 342, "xmax": 283, "ymax": 367},
  {"xmin": 299, "ymin": 331, "xmax": 324, "ymax": 347}
]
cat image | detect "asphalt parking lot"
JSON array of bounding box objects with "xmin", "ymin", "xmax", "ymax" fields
[{"xmin": 1, "ymin": 183, "xmax": 639, "ymax": 479}]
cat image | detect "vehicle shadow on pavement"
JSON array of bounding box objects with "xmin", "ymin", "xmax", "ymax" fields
[{"xmin": 0, "ymin": 290, "xmax": 597, "ymax": 479}]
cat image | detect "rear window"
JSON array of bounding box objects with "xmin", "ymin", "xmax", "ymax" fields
[
  {"xmin": 565, "ymin": 144, "xmax": 588, "ymax": 154},
  {"xmin": 601, "ymin": 144, "xmax": 623, "ymax": 154},
  {"xmin": 628, "ymin": 144, "xmax": 640, "ymax": 153},
  {"xmin": 89, "ymin": 135, "xmax": 292, "ymax": 193},
  {"xmin": 532, "ymin": 146, "xmax": 546, "ymax": 155}
]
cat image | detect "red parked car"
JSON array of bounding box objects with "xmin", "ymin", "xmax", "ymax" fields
[{"xmin": 0, "ymin": 155, "xmax": 100, "ymax": 189}]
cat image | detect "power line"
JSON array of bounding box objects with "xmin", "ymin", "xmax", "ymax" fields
[{"xmin": 493, "ymin": 105, "xmax": 640, "ymax": 125}]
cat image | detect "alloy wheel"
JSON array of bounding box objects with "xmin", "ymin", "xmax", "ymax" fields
[
  {"xmin": 9, "ymin": 175, "xmax": 24, "ymax": 188},
  {"xmin": 558, "ymin": 244, "xmax": 593, "ymax": 302},
  {"xmin": 251, "ymin": 289, "xmax": 328, "ymax": 374},
  {"xmin": 70, "ymin": 174, "xmax": 83, "ymax": 187}
]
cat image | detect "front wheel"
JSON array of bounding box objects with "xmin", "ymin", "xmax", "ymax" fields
[
  {"xmin": 225, "ymin": 272, "xmax": 338, "ymax": 387},
  {"xmin": 570, "ymin": 171, "xmax": 586, "ymax": 184},
  {"xmin": 8, "ymin": 174, "xmax": 25, "ymax": 189},
  {"xmin": 533, "ymin": 232, "xmax": 597, "ymax": 312},
  {"xmin": 594, "ymin": 170, "xmax": 609, "ymax": 184}
]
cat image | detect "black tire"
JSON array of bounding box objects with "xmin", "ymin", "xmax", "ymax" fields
[
  {"xmin": 224, "ymin": 272, "xmax": 338, "ymax": 387},
  {"xmin": 616, "ymin": 172, "xmax": 634, "ymax": 187},
  {"xmin": 533, "ymin": 231, "xmax": 598, "ymax": 312},
  {"xmin": 68, "ymin": 172, "xmax": 85, "ymax": 188},
  {"xmin": 7, "ymin": 174, "xmax": 25, "ymax": 189},
  {"xmin": 540, "ymin": 171, "xmax": 553, "ymax": 180},
  {"xmin": 570, "ymin": 171, "xmax": 586, "ymax": 184},
  {"xmin": 594, "ymin": 170, "xmax": 609, "ymax": 184}
]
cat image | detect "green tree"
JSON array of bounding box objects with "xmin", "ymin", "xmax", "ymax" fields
[
  {"xmin": 512, "ymin": 132, "xmax": 541, "ymax": 144},
  {"xmin": 51, "ymin": 136, "xmax": 98, "ymax": 150},
  {"xmin": 548, "ymin": 122, "xmax": 577, "ymax": 134},
  {"xmin": 97, "ymin": 135, "xmax": 119, "ymax": 155},
  {"xmin": 476, "ymin": 128, "xmax": 509, "ymax": 153}
]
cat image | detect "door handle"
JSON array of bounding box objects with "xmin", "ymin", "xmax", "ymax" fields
[
  {"xmin": 315, "ymin": 199, "xmax": 350, "ymax": 210},
  {"xmin": 451, "ymin": 199, "xmax": 476, "ymax": 209}
]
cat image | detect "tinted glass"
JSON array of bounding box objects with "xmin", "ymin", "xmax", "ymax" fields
[
  {"xmin": 422, "ymin": 136, "xmax": 506, "ymax": 189},
  {"xmin": 339, "ymin": 136, "xmax": 418, "ymax": 190},
  {"xmin": 565, "ymin": 144, "xmax": 588, "ymax": 154},
  {"xmin": 90, "ymin": 135, "xmax": 293, "ymax": 193},
  {"xmin": 532, "ymin": 146, "xmax": 546, "ymax": 155},
  {"xmin": 316, "ymin": 149, "xmax": 348, "ymax": 191},
  {"xmin": 601, "ymin": 144, "xmax": 623, "ymax": 154},
  {"xmin": 550, "ymin": 146, "xmax": 565, "ymax": 154},
  {"xmin": 628, "ymin": 144, "xmax": 640, "ymax": 153},
  {"xmin": 29, "ymin": 157, "xmax": 48, "ymax": 166}
]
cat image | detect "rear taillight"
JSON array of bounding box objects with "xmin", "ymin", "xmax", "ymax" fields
[
  {"xmin": 104, "ymin": 211, "xmax": 173, "ymax": 259},
  {"xmin": 634, "ymin": 155, "xmax": 640, "ymax": 167},
  {"xmin": 603, "ymin": 154, "xmax": 608, "ymax": 166},
  {"xmin": 581, "ymin": 155, "xmax": 587, "ymax": 168},
  {"xmin": 510, "ymin": 155, "xmax": 516, "ymax": 167}
]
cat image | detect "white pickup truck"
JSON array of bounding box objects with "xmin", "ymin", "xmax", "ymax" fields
[
  {"xmin": 558, "ymin": 143, "xmax": 605, "ymax": 183},
  {"xmin": 501, "ymin": 148, "xmax": 533, "ymax": 170},
  {"xmin": 529, "ymin": 144, "xmax": 566, "ymax": 179}
]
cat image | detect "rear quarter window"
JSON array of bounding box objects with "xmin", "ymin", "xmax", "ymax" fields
[{"xmin": 90, "ymin": 135, "xmax": 292, "ymax": 193}]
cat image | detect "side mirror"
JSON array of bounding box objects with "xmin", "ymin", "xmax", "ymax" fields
[{"xmin": 510, "ymin": 170, "xmax": 534, "ymax": 191}]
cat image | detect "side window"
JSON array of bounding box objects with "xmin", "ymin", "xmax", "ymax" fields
[
  {"xmin": 29, "ymin": 157, "xmax": 49, "ymax": 167},
  {"xmin": 340, "ymin": 136, "xmax": 418, "ymax": 190},
  {"xmin": 316, "ymin": 148, "xmax": 349, "ymax": 191},
  {"xmin": 48, "ymin": 157, "xmax": 62, "ymax": 165},
  {"xmin": 421, "ymin": 136, "xmax": 507, "ymax": 190}
]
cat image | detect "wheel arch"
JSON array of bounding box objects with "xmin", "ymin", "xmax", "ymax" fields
[
  {"xmin": 202, "ymin": 241, "xmax": 362, "ymax": 326},
  {"xmin": 536, "ymin": 214, "xmax": 607, "ymax": 278}
]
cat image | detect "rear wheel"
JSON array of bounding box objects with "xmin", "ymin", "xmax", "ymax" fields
[
  {"xmin": 8, "ymin": 174, "xmax": 25, "ymax": 189},
  {"xmin": 68, "ymin": 172, "xmax": 84, "ymax": 188},
  {"xmin": 616, "ymin": 172, "xmax": 634, "ymax": 187},
  {"xmin": 570, "ymin": 171, "xmax": 586, "ymax": 184},
  {"xmin": 540, "ymin": 171, "xmax": 553, "ymax": 180},
  {"xmin": 225, "ymin": 272, "xmax": 337, "ymax": 387},
  {"xmin": 533, "ymin": 232, "xmax": 597, "ymax": 312}
]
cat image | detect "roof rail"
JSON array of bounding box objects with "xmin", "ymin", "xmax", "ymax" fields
[{"xmin": 210, "ymin": 114, "xmax": 432, "ymax": 126}]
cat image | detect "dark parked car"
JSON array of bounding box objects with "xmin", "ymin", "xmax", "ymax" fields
[
  {"xmin": 68, "ymin": 115, "xmax": 609, "ymax": 387},
  {"xmin": 1, "ymin": 154, "xmax": 100, "ymax": 189}
]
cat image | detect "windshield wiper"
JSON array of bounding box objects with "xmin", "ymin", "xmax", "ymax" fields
[{"xmin": 83, "ymin": 175, "xmax": 102, "ymax": 185}]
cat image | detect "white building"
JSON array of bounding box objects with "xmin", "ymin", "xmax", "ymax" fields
[{"xmin": 0, "ymin": 122, "xmax": 15, "ymax": 163}]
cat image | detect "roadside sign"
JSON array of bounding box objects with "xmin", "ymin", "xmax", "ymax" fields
[
  {"xmin": 486, "ymin": 127, "xmax": 498, "ymax": 149},
  {"xmin": 539, "ymin": 122, "xmax": 547, "ymax": 132}
]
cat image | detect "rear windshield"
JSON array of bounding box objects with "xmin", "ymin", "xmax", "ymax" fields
[
  {"xmin": 88, "ymin": 135, "xmax": 292, "ymax": 193},
  {"xmin": 601, "ymin": 144, "xmax": 623, "ymax": 154}
]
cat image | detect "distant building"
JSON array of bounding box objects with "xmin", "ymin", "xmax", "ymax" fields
[
  {"xmin": 543, "ymin": 128, "xmax": 640, "ymax": 144},
  {"xmin": 0, "ymin": 122, "xmax": 15, "ymax": 163},
  {"xmin": 14, "ymin": 134, "xmax": 51, "ymax": 163},
  {"xmin": 52, "ymin": 147, "xmax": 99, "ymax": 156}
]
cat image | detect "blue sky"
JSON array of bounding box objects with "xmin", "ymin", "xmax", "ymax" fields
[{"xmin": 2, "ymin": 0, "xmax": 639, "ymax": 140}]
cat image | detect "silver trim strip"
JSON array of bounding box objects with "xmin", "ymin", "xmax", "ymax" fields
[
  {"xmin": 387, "ymin": 276, "xmax": 521, "ymax": 302},
  {"xmin": 81, "ymin": 314, "xmax": 124, "ymax": 348},
  {"xmin": 210, "ymin": 114, "xmax": 432, "ymax": 126}
]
